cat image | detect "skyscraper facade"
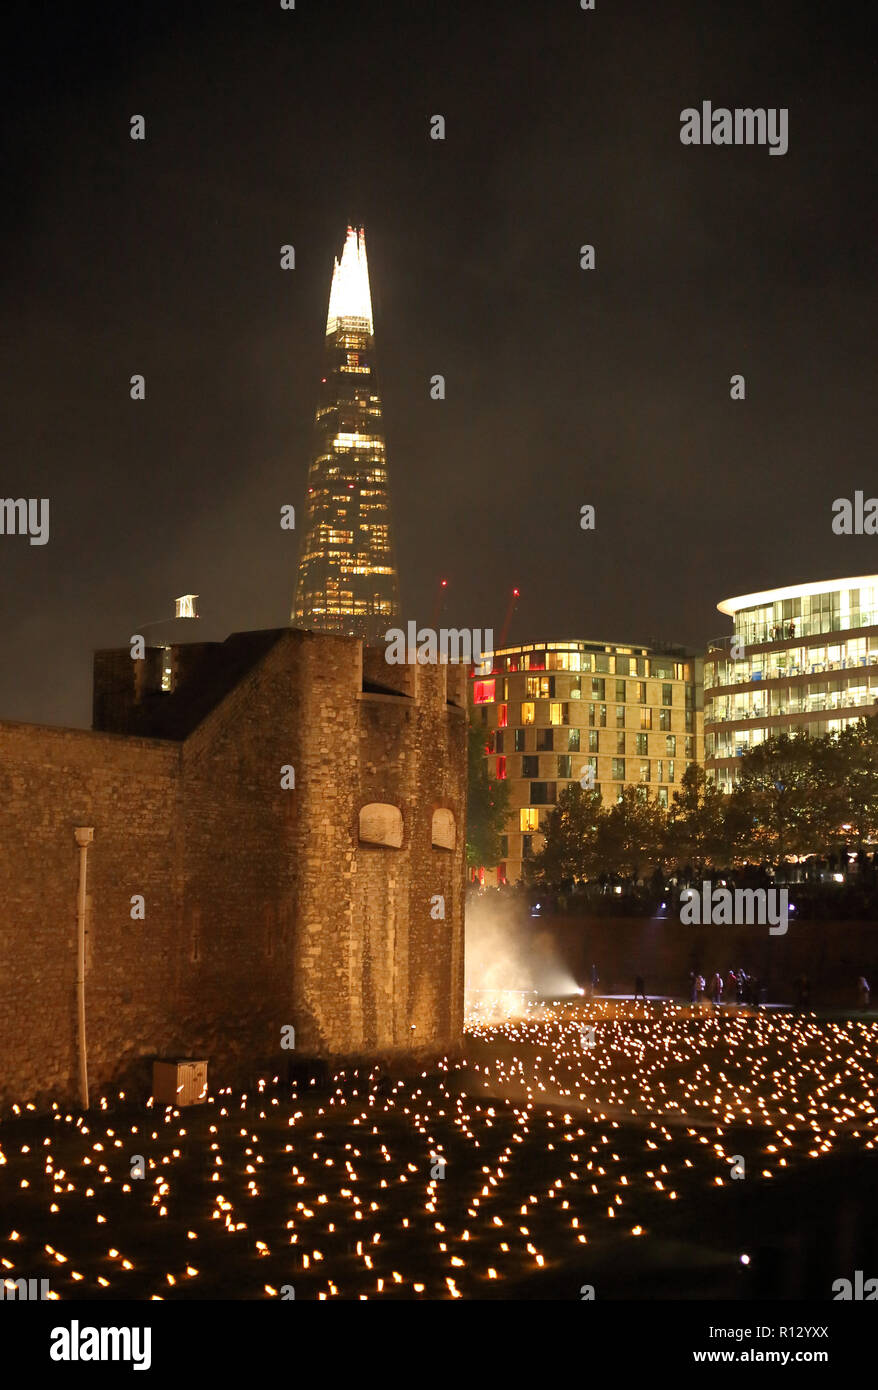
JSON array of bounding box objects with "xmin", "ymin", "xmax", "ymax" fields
[
  {"xmin": 292, "ymin": 226, "xmax": 400, "ymax": 642},
  {"xmin": 705, "ymin": 576, "xmax": 878, "ymax": 790}
]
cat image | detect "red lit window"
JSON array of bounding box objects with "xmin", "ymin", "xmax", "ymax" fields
[
  {"xmin": 498, "ymin": 703, "xmax": 508, "ymax": 727},
  {"xmin": 473, "ymin": 679, "xmax": 495, "ymax": 704},
  {"xmin": 497, "ymin": 863, "xmax": 507, "ymax": 883},
  {"xmin": 497, "ymin": 756, "xmax": 507, "ymax": 780}
]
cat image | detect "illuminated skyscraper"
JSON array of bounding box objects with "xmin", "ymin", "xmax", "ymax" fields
[{"xmin": 292, "ymin": 226, "xmax": 400, "ymax": 641}]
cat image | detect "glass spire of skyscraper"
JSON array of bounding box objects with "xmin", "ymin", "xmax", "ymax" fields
[{"xmin": 292, "ymin": 226, "xmax": 400, "ymax": 642}]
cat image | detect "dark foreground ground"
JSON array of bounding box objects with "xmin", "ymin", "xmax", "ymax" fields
[{"xmin": 2, "ymin": 1001, "xmax": 877, "ymax": 1300}]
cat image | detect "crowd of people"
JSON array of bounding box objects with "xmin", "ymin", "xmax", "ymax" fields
[
  {"xmin": 688, "ymin": 967, "xmax": 762, "ymax": 1007},
  {"xmin": 582, "ymin": 964, "xmax": 874, "ymax": 1011},
  {"xmin": 646, "ymin": 970, "xmax": 871, "ymax": 1010}
]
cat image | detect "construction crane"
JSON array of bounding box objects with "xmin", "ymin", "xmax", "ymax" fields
[
  {"xmin": 429, "ymin": 577, "xmax": 449, "ymax": 631},
  {"xmin": 498, "ymin": 587, "xmax": 520, "ymax": 649}
]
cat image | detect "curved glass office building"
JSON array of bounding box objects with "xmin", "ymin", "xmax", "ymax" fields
[{"xmin": 705, "ymin": 576, "xmax": 878, "ymax": 789}]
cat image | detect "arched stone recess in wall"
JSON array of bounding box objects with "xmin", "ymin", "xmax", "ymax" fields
[
  {"xmin": 358, "ymin": 802, "xmax": 404, "ymax": 848},
  {"xmin": 431, "ymin": 807, "xmax": 455, "ymax": 851}
]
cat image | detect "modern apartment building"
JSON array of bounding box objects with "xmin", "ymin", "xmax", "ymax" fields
[
  {"xmin": 705, "ymin": 576, "xmax": 878, "ymax": 790},
  {"xmin": 471, "ymin": 639, "xmax": 704, "ymax": 884}
]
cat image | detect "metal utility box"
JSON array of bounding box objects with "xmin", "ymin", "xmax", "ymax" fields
[{"xmin": 152, "ymin": 1059, "xmax": 208, "ymax": 1107}]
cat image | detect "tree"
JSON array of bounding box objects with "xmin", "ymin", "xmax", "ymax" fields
[
  {"xmin": 832, "ymin": 715, "xmax": 878, "ymax": 849},
  {"xmin": 465, "ymin": 715, "xmax": 510, "ymax": 870},
  {"xmin": 734, "ymin": 732, "xmax": 816, "ymax": 863},
  {"xmin": 670, "ymin": 763, "xmax": 726, "ymax": 869},
  {"xmin": 529, "ymin": 782, "xmax": 602, "ymax": 886},
  {"xmin": 596, "ymin": 785, "xmax": 665, "ymax": 881}
]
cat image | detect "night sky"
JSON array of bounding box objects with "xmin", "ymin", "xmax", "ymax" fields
[{"xmin": 2, "ymin": 0, "xmax": 875, "ymax": 727}]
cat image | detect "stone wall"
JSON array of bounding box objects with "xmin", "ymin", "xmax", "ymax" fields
[
  {"xmin": 526, "ymin": 911, "xmax": 878, "ymax": 1006},
  {"xmin": 0, "ymin": 721, "xmax": 181, "ymax": 1106},
  {"xmin": 0, "ymin": 630, "xmax": 467, "ymax": 1109}
]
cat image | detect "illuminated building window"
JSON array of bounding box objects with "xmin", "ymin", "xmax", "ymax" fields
[
  {"xmin": 498, "ymin": 703, "xmax": 508, "ymax": 727},
  {"xmin": 666, "ymin": 735, "xmax": 676, "ymax": 756},
  {"xmin": 640, "ymin": 707, "xmax": 653, "ymax": 730},
  {"xmin": 521, "ymin": 702, "xmax": 535, "ymax": 725},
  {"xmin": 514, "ymin": 729, "xmax": 525, "ymax": 752},
  {"xmin": 175, "ymin": 593, "xmax": 198, "ymax": 619},
  {"xmin": 612, "ymin": 758, "xmax": 625, "ymax": 780},
  {"xmin": 658, "ymin": 788, "xmax": 669, "ymax": 808},
  {"xmin": 667, "ymin": 760, "xmax": 675, "ymax": 782},
  {"xmin": 589, "ymin": 729, "xmax": 599, "ymax": 752},
  {"xmin": 520, "ymin": 808, "xmax": 539, "ymax": 832},
  {"xmin": 496, "ymin": 756, "xmax": 507, "ymax": 780},
  {"xmin": 568, "ymin": 728, "xmax": 580, "ymax": 751},
  {"xmin": 616, "ymin": 731, "xmax": 625, "ymax": 754},
  {"xmin": 639, "ymin": 760, "xmax": 651, "ymax": 783},
  {"xmin": 473, "ymin": 679, "xmax": 495, "ymax": 704},
  {"xmin": 636, "ymin": 733, "xmax": 648, "ymax": 755}
]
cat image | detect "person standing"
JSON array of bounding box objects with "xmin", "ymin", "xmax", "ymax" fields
[
  {"xmin": 634, "ymin": 975, "xmax": 646, "ymax": 1005},
  {"xmin": 858, "ymin": 976, "xmax": 871, "ymax": 1010}
]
